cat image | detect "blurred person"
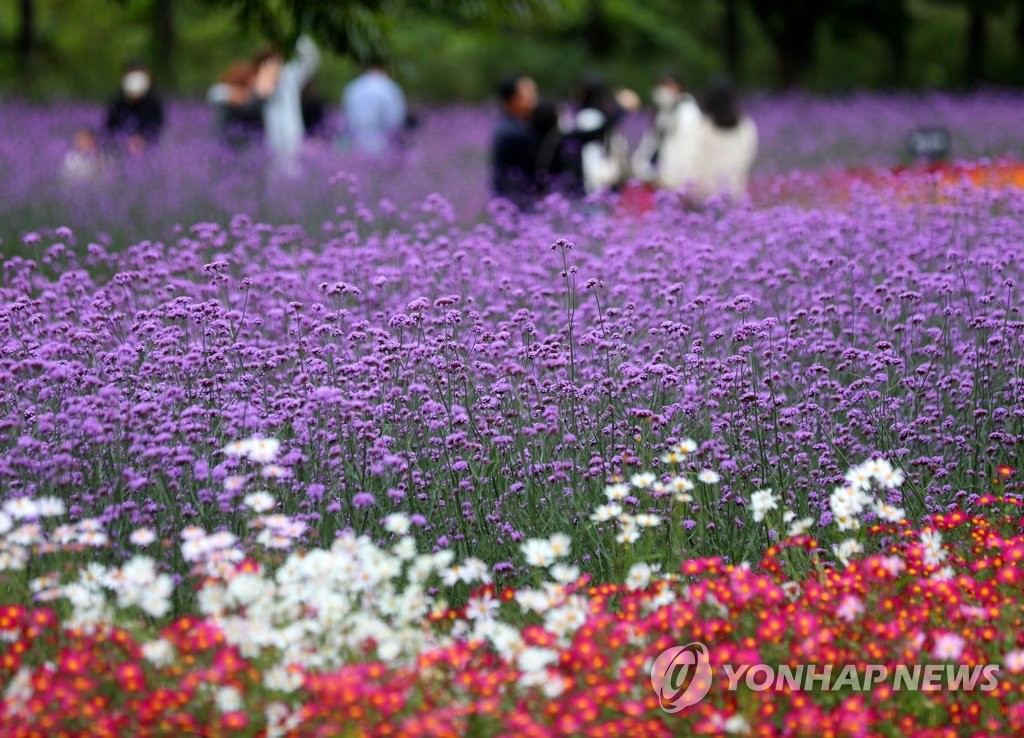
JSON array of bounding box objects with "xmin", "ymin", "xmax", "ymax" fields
[
  {"xmin": 491, "ymin": 74, "xmax": 539, "ymax": 203},
  {"xmin": 631, "ymin": 72, "xmax": 702, "ymax": 189},
  {"xmin": 60, "ymin": 127, "xmax": 105, "ymax": 184},
  {"xmin": 532, "ymin": 98, "xmax": 584, "ymax": 197},
  {"xmin": 207, "ymin": 61, "xmax": 264, "ymax": 149},
  {"xmin": 687, "ymin": 78, "xmax": 758, "ymax": 200},
  {"xmin": 251, "ymin": 35, "xmax": 321, "ymax": 174},
  {"xmin": 105, "ymin": 60, "xmax": 164, "ymax": 152},
  {"xmin": 340, "ymin": 56, "xmax": 407, "ymax": 155},
  {"xmin": 572, "ymin": 75, "xmax": 638, "ymax": 194}
]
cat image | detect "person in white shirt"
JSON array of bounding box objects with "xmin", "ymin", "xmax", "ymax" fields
[
  {"xmin": 573, "ymin": 76, "xmax": 639, "ymax": 194},
  {"xmin": 341, "ymin": 57, "xmax": 407, "ymax": 156},
  {"xmin": 687, "ymin": 78, "xmax": 758, "ymax": 201},
  {"xmin": 252, "ymin": 35, "xmax": 321, "ymax": 174},
  {"xmin": 631, "ymin": 73, "xmax": 703, "ymax": 189}
]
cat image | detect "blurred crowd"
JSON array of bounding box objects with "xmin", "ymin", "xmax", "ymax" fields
[
  {"xmin": 60, "ymin": 37, "xmax": 758, "ymax": 207},
  {"xmin": 491, "ymin": 72, "xmax": 757, "ymax": 207}
]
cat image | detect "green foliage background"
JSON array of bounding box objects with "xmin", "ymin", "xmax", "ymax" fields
[{"xmin": 2, "ymin": 0, "xmax": 1024, "ymax": 101}]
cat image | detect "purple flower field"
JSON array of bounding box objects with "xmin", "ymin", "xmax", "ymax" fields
[
  {"xmin": 4, "ymin": 91, "xmax": 1024, "ymax": 242},
  {"xmin": 2, "ymin": 90, "xmax": 1023, "ymax": 575}
]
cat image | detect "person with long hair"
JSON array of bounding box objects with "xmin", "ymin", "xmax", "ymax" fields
[{"xmin": 687, "ymin": 77, "xmax": 758, "ymax": 201}]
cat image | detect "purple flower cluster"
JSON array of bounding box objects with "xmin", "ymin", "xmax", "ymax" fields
[
  {"xmin": 1, "ymin": 176, "xmax": 1022, "ymax": 571},
  {"xmin": 1, "ymin": 93, "xmax": 1023, "ymax": 571}
]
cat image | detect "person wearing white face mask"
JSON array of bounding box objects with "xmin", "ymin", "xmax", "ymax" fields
[
  {"xmin": 631, "ymin": 72, "xmax": 702, "ymax": 189},
  {"xmin": 106, "ymin": 60, "xmax": 164, "ymax": 153}
]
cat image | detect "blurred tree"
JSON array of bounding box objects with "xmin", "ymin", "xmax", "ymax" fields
[
  {"xmin": 4, "ymin": 0, "xmax": 1024, "ymax": 98},
  {"xmin": 828, "ymin": 0, "xmax": 910, "ymax": 83},
  {"xmin": 202, "ymin": 0, "xmax": 557, "ymax": 61},
  {"xmin": 932, "ymin": 0, "xmax": 1008, "ymax": 85},
  {"xmin": 747, "ymin": 0, "xmax": 911, "ymax": 86}
]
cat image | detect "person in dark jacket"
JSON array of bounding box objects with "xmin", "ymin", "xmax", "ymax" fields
[
  {"xmin": 105, "ymin": 60, "xmax": 164, "ymax": 152},
  {"xmin": 207, "ymin": 61, "xmax": 264, "ymax": 150},
  {"xmin": 491, "ymin": 74, "xmax": 539, "ymax": 204},
  {"xmin": 531, "ymin": 98, "xmax": 584, "ymax": 198}
]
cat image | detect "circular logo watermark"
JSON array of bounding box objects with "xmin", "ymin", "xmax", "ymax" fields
[{"xmin": 650, "ymin": 641, "xmax": 713, "ymax": 712}]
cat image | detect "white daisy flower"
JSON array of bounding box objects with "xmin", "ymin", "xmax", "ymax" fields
[
  {"xmin": 669, "ymin": 476, "xmax": 695, "ymax": 493},
  {"xmin": 35, "ymin": 497, "xmax": 65, "ymax": 518},
  {"xmin": 604, "ymin": 483, "xmax": 630, "ymax": 501},
  {"xmin": 832, "ymin": 538, "xmax": 864, "ymax": 567},
  {"xmin": 630, "ymin": 473, "xmax": 656, "ymax": 489},
  {"xmin": 547, "ymin": 533, "xmax": 571, "ymax": 559},
  {"xmin": 920, "ymin": 529, "xmax": 947, "ymax": 568},
  {"xmin": 635, "ymin": 514, "xmax": 662, "ymax": 528},
  {"xmin": 141, "ymin": 638, "xmax": 175, "ymax": 667},
  {"xmin": 517, "ymin": 647, "xmax": 558, "ymax": 673},
  {"xmin": 215, "ymin": 685, "xmax": 244, "ymax": 713},
  {"xmin": 244, "ymin": 437, "xmax": 281, "ymax": 464},
  {"xmin": 383, "ymin": 513, "xmax": 411, "ymax": 535},
  {"xmin": 521, "ymin": 539, "xmax": 555, "ymax": 568},
  {"xmin": 4, "ymin": 498, "xmax": 39, "ymax": 520},
  {"xmin": 243, "ymin": 492, "xmax": 276, "ymax": 513},
  {"xmin": 465, "ymin": 593, "xmax": 500, "ymax": 622},
  {"xmin": 872, "ymin": 500, "xmax": 905, "ymax": 523},
  {"xmin": 786, "ymin": 517, "xmax": 814, "ymax": 537},
  {"xmin": 750, "ymin": 488, "xmax": 778, "ymax": 523},
  {"xmin": 129, "ymin": 528, "xmax": 157, "ymax": 547},
  {"xmin": 678, "ymin": 438, "xmax": 698, "ymax": 454},
  {"xmin": 698, "ymin": 469, "xmax": 720, "ymax": 484},
  {"xmin": 549, "ymin": 563, "xmax": 580, "ymax": 583},
  {"xmin": 590, "ymin": 503, "xmax": 623, "ymax": 523},
  {"xmin": 625, "ymin": 562, "xmax": 652, "ymax": 591}
]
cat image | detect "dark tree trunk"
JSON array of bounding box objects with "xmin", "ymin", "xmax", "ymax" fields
[
  {"xmin": 151, "ymin": 0, "xmax": 176, "ymax": 89},
  {"xmin": 749, "ymin": 0, "xmax": 820, "ymax": 88},
  {"xmin": 582, "ymin": 0, "xmax": 613, "ymax": 57},
  {"xmin": 888, "ymin": 28, "xmax": 907, "ymax": 84},
  {"xmin": 1016, "ymin": 0, "xmax": 1024, "ymax": 83},
  {"xmin": 1017, "ymin": 0, "xmax": 1024, "ymax": 55},
  {"xmin": 965, "ymin": 1, "xmax": 986, "ymax": 87},
  {"xmin": 723, "ymin": 0, "xmax": 741, "ymax": 80},
  {"xmin": 772, "ymin": 23, "xmax": 816, "ymax": 88},
  {"xmin": 16, "ymin": 0, "xmax": 36, "ymax": 71}
]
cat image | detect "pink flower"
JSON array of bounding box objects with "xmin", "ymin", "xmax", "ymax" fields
[
  {"xmin": 836, "ymin": 595, "xmax": 864, "ymax": 622},
  {"xmin": 1005, "ymin": 649, "xmax": 1024, "ymax": 673},
  {"xmin": 931, "ymin": 632, "xmax": 965, "ymax": 661}
]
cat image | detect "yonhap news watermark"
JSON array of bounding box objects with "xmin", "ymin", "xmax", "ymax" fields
[{"xmin": 650, "ymin": 642, "xmax": 1000, "ymax": 713}]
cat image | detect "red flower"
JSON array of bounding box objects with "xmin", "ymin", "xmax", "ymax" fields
[{"xmin": 220, "ymin": 711, "xmax": 249, "ymax": 730}]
